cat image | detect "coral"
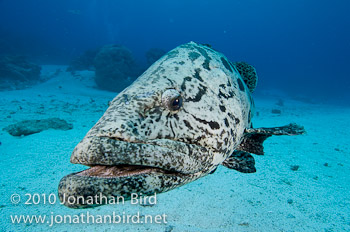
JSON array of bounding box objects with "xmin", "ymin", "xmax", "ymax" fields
[
  {"xmin": 232, "ymin": 61, "xmax": 258, "ymax": 93},
  {"xmin": 0, "ymin": 55, "xmax": 41, "ymax": 82},
  {"xmin": 3, "ymin": 118, "xmax": 73, "ymax": 136},
  {"xmin": 67, "ymin": 48, "xmax": 99, "ymax": 72},
  {"xmin": 145, "ymin": 48, "xmax": 166, "ymax": 66},
  {"xmin": 93, "ymin": 45, "xmax": 139, "ymax": 92}
]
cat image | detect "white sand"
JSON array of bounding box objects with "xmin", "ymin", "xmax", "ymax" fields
[{"xmin": 0, "ymin": 66, "xmax": 349, "ymax": 231}]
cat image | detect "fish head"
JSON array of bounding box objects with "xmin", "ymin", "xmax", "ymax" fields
[{"xmin": 58, "ymin": 42, "xmax": 254, "ymax": 208}]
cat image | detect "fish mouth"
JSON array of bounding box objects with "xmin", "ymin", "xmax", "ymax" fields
[
  {"xmin": 76, "ymin": 164, "xmax": 182, "ymax": 178},
  {"xmin": 58, "ymin": 136, "xmax": 211, "ymax": 208},
  {"xmin": 69, "ymin": 136, "xmax": 213, "ymax": 178}
]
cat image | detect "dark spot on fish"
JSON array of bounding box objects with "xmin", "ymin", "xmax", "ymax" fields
[
  {"xmin": 194, "ymin": 46, "xmax": 211, "ymax": 71},
  {"xmin": 174, "ymin": 114, "xmax": 179, "ymax": 121},
  {"xmin": 202, "ymin": 60, "xmax": 210, "ymax": 70},
  {"xmin": 189, "ymin": 52, "xmax": 201, "ymax": 61},
  {"xmin": 132, "ymin": 128, "xmax": 139, "ymax": 135},
  {"xmin": 165, "ymin": 78, "xmax": 175, "ymax": 86},
  {"xmin": 235, "ymin": 118, "xmax": 240, "ymax": 124},
  {"xmin": 122, "ymin": 94, "xmax": 129, "ymax": 104},
  {"xmin": 224, "ymin": 118, "xmax": 229, "ymax": 127},
  {"xmin": 186, "ymin": 84, "xmax": 207, "ymax": 102},
  {"xmin": 165, "ymin": 112, "xmax": 171, "ymax": 120},
  {"xmin": 181, "ymin": 76, "xmax": 192, "ymax": 91},
  {"xmin": 192, "ymin": 115, "xmax": 220, "ymax": 130},
  {"xmin": 220, "ymin": 130, "xmax": 225, "ymax": 137},
  {"xmin": 228, "ymin": 113, "xmax": 240, "ymax": 125},
  {"xmin": 193, "ymin": 68, "xmax": 203, "ymax": 82},
  {"xmin": 179, "ymin": 61, "xmax": 185, "ymax": 65},
  {"xmin": 217, "ymin": 142, "xmax": 223, "ymax": 150},
  {"xmin": 219, "ymin": 105, "xmax": 226, "ymax": 112},
  {"xmin": 151, "ymin": 66, "xmax": 165, "ymax": 77},
  {"xmin": 218, "ymin": 90, "xmax": 226, "ymax": 99},
  {"xmin": 175, "ymin": 67, "xmax": 179, "ymax": 71},
  {"xmin": 224, "ymin": 137, "xmax": 229, "ymax": 146},
  {"xmin": 185, "ymin": 143, "xmax": 194, "ymax": 156},
  {"xmin": 221, "ymin": 57, "xmax": 233, "ymax": 72},
  {"xmin": 237, "ymin": 78, "xmax": 245, "ymax": 91},
  {"xmin": 138, "ymin": 113, "xmax": 145, "ymax": 121},
  {"xmin": 218, "ymin": 89, "xmax": 235, "ymax": 99},
  {"xmin": 183, "ymin": 120, "xmax": 193, "ymax": 130},
  {"xmin": 152, "ymin": 108, "xmax": 162, "ymax": 122},
  {"xmin": 195, "ymin": 46, "xmax": 209, "ymax": 58}
]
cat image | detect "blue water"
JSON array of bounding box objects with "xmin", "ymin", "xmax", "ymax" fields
[
  {"xmin": 0, "ymin": 0, "xmax": 349, "ymax": 104},
  {"xmin": 1, "ymin": 1, "xmax": 350, "ymax": 232}
]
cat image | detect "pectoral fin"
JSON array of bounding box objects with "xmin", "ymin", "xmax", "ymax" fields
[
  {"xmin": 222, "ymin": 151, "xmax": 256, "ymax": 173},
  {"xmin": 237, "ymin": 123, "xmax": 305, "ymax": 155}
]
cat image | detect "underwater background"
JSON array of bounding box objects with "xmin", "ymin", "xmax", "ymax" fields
[
  {"xmin": 0, "ymin": 0, "xmax": 349, "ymax": 231},
  {"xmin": 1, "ymin": 0, "xmax": 349, "ymax": 104}
]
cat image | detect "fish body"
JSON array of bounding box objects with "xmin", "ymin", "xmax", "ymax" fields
[{"xmin": 58, "ymin": 42, "xmax": 304, "ymax": 208}]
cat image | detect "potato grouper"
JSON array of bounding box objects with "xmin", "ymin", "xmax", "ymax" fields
[{"xmin": 58, "ymin": 42, "xmax": 305, "ymax": 208}]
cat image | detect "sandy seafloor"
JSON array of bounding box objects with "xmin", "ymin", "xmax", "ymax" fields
[{"xmin": 0, "ymin": 65, "xmax": 349, "ymax": 232}]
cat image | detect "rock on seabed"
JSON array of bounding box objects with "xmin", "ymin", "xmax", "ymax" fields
[{"xmin": 3, "ymin": 118, "xmax": 73, "ymax": 136}]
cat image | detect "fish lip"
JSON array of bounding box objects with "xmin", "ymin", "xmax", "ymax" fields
[
  {"xmin": 70, "ymin": 136, "xmax": 212, "ymax": 176},
  {"xmin": 75, "ymin": 164, "xmax": 187, "ymax": 179}
]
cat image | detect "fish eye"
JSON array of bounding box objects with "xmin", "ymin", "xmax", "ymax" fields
[{"xmin": 162, "ymin": 89, "xmax": 183, "ymax": 111}]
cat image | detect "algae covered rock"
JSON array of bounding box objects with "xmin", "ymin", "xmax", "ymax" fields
[
  {"xmin": 67, "ymin": 45, "xmax": 166, "ymax": 92},
  {"xmin": 93, "ymin": 44, "xmax": 139, "ymax": 92},
  {"xmin": 0, "ymin": 55, "xmax": 41, "ymax": 90},
  {"xmin": 3, "ymin": 118, "xmax": 73, "ymax": 136},
  {"xmin": 0, "ymin": 55, "xmax": 41, "ymax": 81},
  {"xmin": 67, "ymin": 49, "xmax": 99, "ymax": 73}
]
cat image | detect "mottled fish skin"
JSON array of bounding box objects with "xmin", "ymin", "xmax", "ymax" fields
[{"xmin": 58, "ymin": 42, "xmax": 255, "ymax": 208}]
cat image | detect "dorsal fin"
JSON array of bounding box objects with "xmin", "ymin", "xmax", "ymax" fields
[{"xmin": 232, "ymin": 62, "xmax": 258, "ymax": 93}]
